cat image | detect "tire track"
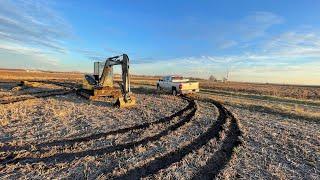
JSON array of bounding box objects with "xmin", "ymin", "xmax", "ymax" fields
[
  {"xmin": 0, "ymin": 99, "xmax": 192, "ymax": 153},
  {"xmin": 190, "ymin": 102, "xmax": 242, "ymax": 179},
  {"xmin": 0, "ymin": 97, "xmax": 197, "ymax": 166},
  {"xmin": 0, "ymin": 92, "xmax": 242, "ymax": 179},
  {"xmin": 0, "ymin": 89, "xmax": 74, "ymax": 104},
  {"xmin": 111, "ymin": 97, "xmax": 242, "ymax": 180},
  {"xmin": 100, "ymin": 101, "xmax": 210, "ymax": 177},
  {"xmin": 29, "ymin": 80, "xmax": 80, "ymax": 89},
  {"xmin": 0, "ymin": 81, "xmax": 77, "ymax": 104}
]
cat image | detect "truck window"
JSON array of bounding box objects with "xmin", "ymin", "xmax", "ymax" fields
[{"xmin": 172, "ymin": 76, "xmax": 184, "ymax": 80}]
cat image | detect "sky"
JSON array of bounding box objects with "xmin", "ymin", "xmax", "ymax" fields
[{"xmin": 0, "ymin": 0, "xmax": 320, "ymax": 85}]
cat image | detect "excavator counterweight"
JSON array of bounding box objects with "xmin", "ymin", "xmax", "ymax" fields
[{"xmin": 77, "ymin": 54, "xmax": 136, "ymax": 108}]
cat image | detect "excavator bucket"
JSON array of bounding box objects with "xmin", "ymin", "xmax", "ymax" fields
[{"xmin": 114, "ymin": 96, "xmax": 136, "ymax": 108}]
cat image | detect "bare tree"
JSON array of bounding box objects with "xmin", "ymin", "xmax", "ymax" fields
[
  {"xmin": 209, "ymin": 75, "xmax": 217, "ymax": 82},
  {"xmin": 223, "ymin": 77, "xmax": 228, "ymax": 82}
]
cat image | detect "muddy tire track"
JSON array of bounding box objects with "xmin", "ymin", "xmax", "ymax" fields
[
  {"xmin": 111, "ymin": 97, "xmax": 242, "ymax": 180},
  {"xmin": 0, "ymin": 94, "xmax": 243, "ymax": 179},
  {"xmin": 0, "ymin": 97, "xmax": 197, "ymax": 166},
  {"xmin": 0, "ymin": 98, "xmax": 192, "ymax": 154},
  {"xmin": 190, "ymin": 102, "xmax": 243, "ymax": 179}
]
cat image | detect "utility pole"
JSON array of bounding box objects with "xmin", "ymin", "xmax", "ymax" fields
[{"xmin": 227, "ymin": 69, "xmax": 229, "ymax": 80}]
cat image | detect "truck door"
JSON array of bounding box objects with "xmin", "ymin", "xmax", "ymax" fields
[
  {"xmin": 159, "ymin": 76, "xmax": 165, "ymax": 89},
  {"xmin": 162, "ymin": 76, "xmax": 169, "ymax": 90},
  {"xmin": 165, "ymin": 76, "xmax": 171, "ymax": 90}
]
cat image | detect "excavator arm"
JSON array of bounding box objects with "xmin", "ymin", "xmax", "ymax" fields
[
  {"xmin": 99, "ymin": 54, "xmax": 135, "ymax": 107},
  {"xmin": 99, "ymin": 54, "xmax": 131, "ymax": 95},
  {"xmin": 118, "ymin": 54, "xmax": 131, "ymax": 98},
  {"xmin": 99, "ymin": 55, "xmax": 120, "ymax": 88},
  {"xmin": 78, "ymin": 54, "xmax": 135, "ymax": 108}
]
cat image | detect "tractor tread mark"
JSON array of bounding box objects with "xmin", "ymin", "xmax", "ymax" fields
[{"xmin": 112, "ymin": 97, "xmax": 242, "ymax": 180}]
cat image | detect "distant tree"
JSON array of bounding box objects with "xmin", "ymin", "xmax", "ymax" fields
[
  {"xmin": 222, "ymin": 77, "xmax": 228, "ymax": 82},
  {"xmin": 209, "ymin": 75, "xmax": 217, "ymax": 82}
]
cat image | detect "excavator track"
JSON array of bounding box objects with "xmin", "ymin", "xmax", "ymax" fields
[{"xmin": 76, "ymin": 89, "xmax": 95, "ymax": 100}]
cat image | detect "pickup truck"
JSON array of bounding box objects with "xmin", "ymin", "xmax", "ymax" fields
[{"xmin": 157, "ymin": 75, "xmax": 199, "ymax": 96}]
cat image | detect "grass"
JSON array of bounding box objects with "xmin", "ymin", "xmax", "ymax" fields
[
  {"xmin": 201, "ymin": 89, "xmax": 320, "ymax": 107},
  {"xmin": 202, "ymin": 93, "xmax": 320, "ymax": 123}
]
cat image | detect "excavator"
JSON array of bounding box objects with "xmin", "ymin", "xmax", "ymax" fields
[{"xmin": 77, "ymin": 54, "xmax": 136, "ymax": 108}]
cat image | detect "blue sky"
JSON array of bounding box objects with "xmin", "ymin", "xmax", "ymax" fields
[{"xmin": 0, "ymin": 0, "xmax": 320, "ymax": 85}]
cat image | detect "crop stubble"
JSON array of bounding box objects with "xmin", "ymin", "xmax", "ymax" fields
[{"xmin": 0, "ymin": 82, "xmax": 242, "ymax": 179}]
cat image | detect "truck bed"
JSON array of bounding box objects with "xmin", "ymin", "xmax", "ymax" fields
[{"xmin": 180, "ymin": 82, "xmax": 199, "ymax": 91}]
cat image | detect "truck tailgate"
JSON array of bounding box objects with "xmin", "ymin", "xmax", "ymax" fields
[{"xmin": 181, "ymin": 82, "xmax": 199, "ymax": 90}]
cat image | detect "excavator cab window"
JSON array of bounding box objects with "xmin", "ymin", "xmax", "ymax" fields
[{"xmin": 94, "ymin": 62, "xmax": 106, "ymax": 78}]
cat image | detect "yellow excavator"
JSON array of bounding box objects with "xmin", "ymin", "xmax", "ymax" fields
[{"xmin": 77, "ymin": 54, "xmax": 136, "ymax": 108}]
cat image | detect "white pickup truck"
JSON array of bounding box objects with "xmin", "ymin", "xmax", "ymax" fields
[{"xmin": 157, "ymin": 75, "xmax": 199, "ymax": 96}]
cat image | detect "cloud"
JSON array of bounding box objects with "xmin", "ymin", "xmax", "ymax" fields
[
  {"xmin": 213, "ymin": 12, "xmax": 284, "ymax": 48},
  {"xmin": 72, "ymin": 48, "xmax": 99, "ymax": 55},
  {"xmin": 87, "ymin": 56, "xmax": 107, "ymax": 61},
  {"xmin": 229, "ymin": 61, "xmax": 320, "ymax": 84},
  {"xmin": 71, "ymin": 48, "xmax": 108, "ymax": 62},
  {"xmin": 0, "ymin": 42, "xmax": 59, "ymax": 66},
  {"xmin": 105, "ymin": 48, "xmax": 123, "ymax": 54},
  {"xmin": 0, "ymin": 0, "xmax": 70, "ymax": 54},
  {"xmin": 134, "ymin": 28, "xmax": 320, "ymax": 84},
  {"xmin": 0, "ymin": 43, "xmax": 42, "ymax": 54},
  {"xmin": 237, "ymin": 12, "xmax": 284, "ymax": 40},
  {"xmin": 168, "ymin": 12, "xmax": 284, "ymax": 50},
  {"xmin": 263, "ymin": 31, "xmax": 320, "ymax": 58},
  {"xmin": 243, "ymin": 12, "xmax": 283, "ymax": 26},
  {"xmin": 131, "ymin": 57, "xmax": 158, "ymax": 64},
  {"xmin": 85, "ymin": 54, "xmax": 159, "ymax": 64},
  {"xmin": 73, "ymin": 48, "xmax": 130, "ymax": 62},
  {"xmin": 218, "ymin": 40, "xmax": 238, "ymax": 49}
]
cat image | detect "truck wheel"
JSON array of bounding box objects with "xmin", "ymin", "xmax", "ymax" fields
[
  {"xmin": 157, "ymin": 84, "xmax": 161, "ymax": 91},
  {"xmin": 172, "ymin": 88, "xmax": 178, "ymax": 96}
]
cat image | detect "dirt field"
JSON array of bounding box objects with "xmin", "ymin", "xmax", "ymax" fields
[
  {"xmin": 226, "ymin": 104, "xmax": 319, "ymax": 179},
  {"xmin": 0, "ymin": 69, "xmax": 82, "ymax": 82},
  {"xmin": 0, "ymin": 70, "xmax": 319, "ymax": 179}
]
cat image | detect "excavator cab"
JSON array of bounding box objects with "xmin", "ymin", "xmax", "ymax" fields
[{"xmin": 77, "ymin": 54, "xmax": 136, "ymax": 108}]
